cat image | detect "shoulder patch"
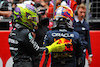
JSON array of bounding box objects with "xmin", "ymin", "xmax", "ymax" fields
[{"xmin": 28, "ymin": 33, "xmax": 33, "ymax": 39}]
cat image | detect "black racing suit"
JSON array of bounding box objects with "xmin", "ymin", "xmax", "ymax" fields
[{"xmin": 8, "ymin": 23, "xmax": 45, "ymax": 67}]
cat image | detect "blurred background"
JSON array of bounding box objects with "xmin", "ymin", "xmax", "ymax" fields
[{"xmin": 0, "ymin": 0, "xmax": 100, "ymax": 30}]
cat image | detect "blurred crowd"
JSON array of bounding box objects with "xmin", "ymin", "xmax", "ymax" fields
[
  {"xmin": 0, "ymin": 0, "xmax": 87, "ymax": 30},
  {"xmin": 0, "ymin": 0, "xmax": 100, "ymax": 30}
]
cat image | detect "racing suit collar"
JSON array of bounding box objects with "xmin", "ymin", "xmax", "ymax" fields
[{"xmin": 15, "ymin": 23, "xmax": 26, "ymax": 29}]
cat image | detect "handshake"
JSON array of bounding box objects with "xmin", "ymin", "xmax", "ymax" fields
[{"xmin": 46, "ymin": 40, "xmax": 66, "ymax": 53}]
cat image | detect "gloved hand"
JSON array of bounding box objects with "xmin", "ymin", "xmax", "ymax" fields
[{"xmin": 46, "ymin": 40, "xmax": 66, "ymax": 54}]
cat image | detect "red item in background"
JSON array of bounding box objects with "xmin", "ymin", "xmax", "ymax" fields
[
  {"xmin": 46, "ymin": 53, "xmax": 51, "ymax": 67},
  {"xmin": 89, "ymin": 31, "xmax": 100, "ymax": 67},
  {"xmin": 70, "ymin": 0, "xmax": 77, "ymax": 12},
  {"xmin": 47, "ymin": 3, "xmax": 54, "ymax": 18},
  {"xmin": 39, "ymin": 51, "xmax": 46, "ymax": 67},
  {"xmin": 0, "ymin": 31, "xmax": 12, "ymax": 67},
  {"xmin": 48, "ymin": 22, "xmax": 53, "ymax": 30}
]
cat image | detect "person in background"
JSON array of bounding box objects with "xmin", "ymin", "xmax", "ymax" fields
[
  {"xmin": 8, "ymin": 3, "xmax": 66, "ymax": 67},
  {"xmin": 36, "ymin": 6, "xmax": 49, "ymax": 47},
  {"xmin": 47, "ymin": 0, "xmax": 62, "ymax": 19},
  {"xmin": 32, "ymin": 0, "xmax": 41, "ymax": 6},
  {"xmin": 32, "ymin": 0, "xmax": 40, "ymax": 3},
  {"xmin": 73, "ymin": 3, "xmax": 93, "ymax": 67},
  {"xmin": 0, "ymin": 0, "xmax": 12, "ymax": 30},
  {"xmin": 0, "ymin": 0, "xmax": 12, "ymax": 17},
  {"xmin": 40, "ymin": 0, "xmax": 50, "ymax": 9},
  {"xmin": 43, "ymin": 5, "xmax": 83, "ymax": 67}
]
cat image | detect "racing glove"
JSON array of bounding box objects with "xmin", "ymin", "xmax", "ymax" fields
[{"xmin": 46, "ymin": 40, "xmax": 66, "ymax": 54}]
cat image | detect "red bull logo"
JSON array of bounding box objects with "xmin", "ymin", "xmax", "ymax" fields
[{"xmin": 54, "ymin": 38, "xmax": 73, "ymax": 51}]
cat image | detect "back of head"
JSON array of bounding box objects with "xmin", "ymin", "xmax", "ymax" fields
[
  {"xmin": 53, "ymin": 5, "xmax": 74, "ymax": 30},
  {"xmin": 13, "ymin": 4, "xmax": 38, "ymax": 30}
]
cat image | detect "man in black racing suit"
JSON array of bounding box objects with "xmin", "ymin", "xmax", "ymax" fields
[
  {"xmin": 9, "ymin": 23, "xmax": 40, "ymax": 67},
  {"xmin": 8, "ymin": 4, "xmax": 66, "ymax": 67}
]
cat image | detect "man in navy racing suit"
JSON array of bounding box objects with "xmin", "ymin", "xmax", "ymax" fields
[{"xmin": 43, "ymin": 5, "xmax": 84, "ymax": 67}]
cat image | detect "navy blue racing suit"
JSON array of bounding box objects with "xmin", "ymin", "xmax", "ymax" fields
[{"xmin": 43, "ymin": 28, "xmax": 83, "ymax": 67}]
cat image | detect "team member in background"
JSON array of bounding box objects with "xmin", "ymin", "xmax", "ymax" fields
[
  {"xmin": 8, "ymin": 4, "xmax": 66, "ymax": 67},
  {"xmin": 74, "ymin": 4, "xmax": 93, "ymax": 67},
  {"xmin": 33, "ymin": 6, "xmax": 49, "ymax": 66},
  {"xmin": 47, "ymin": 0, "xmax": 62, "ymax": 19},
  {"xmin": 35, "ymin": 6, "xmax": 49, "ymax": 47},
  {"xmin": 0, "ymin": 0, "xmax": 12, "ymax": 30},
  {"xmin": 0, "ymin": 0, "xmax": 12, "ymax": 17},
  {"xmin": 43, "ymin": 5, "xmax": 83, "ymax": 67}
]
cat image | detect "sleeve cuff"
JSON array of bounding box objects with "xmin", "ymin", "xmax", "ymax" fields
[{"xmin": 89, "ymin": 54, "xmax": 93, "ymax": 57}]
